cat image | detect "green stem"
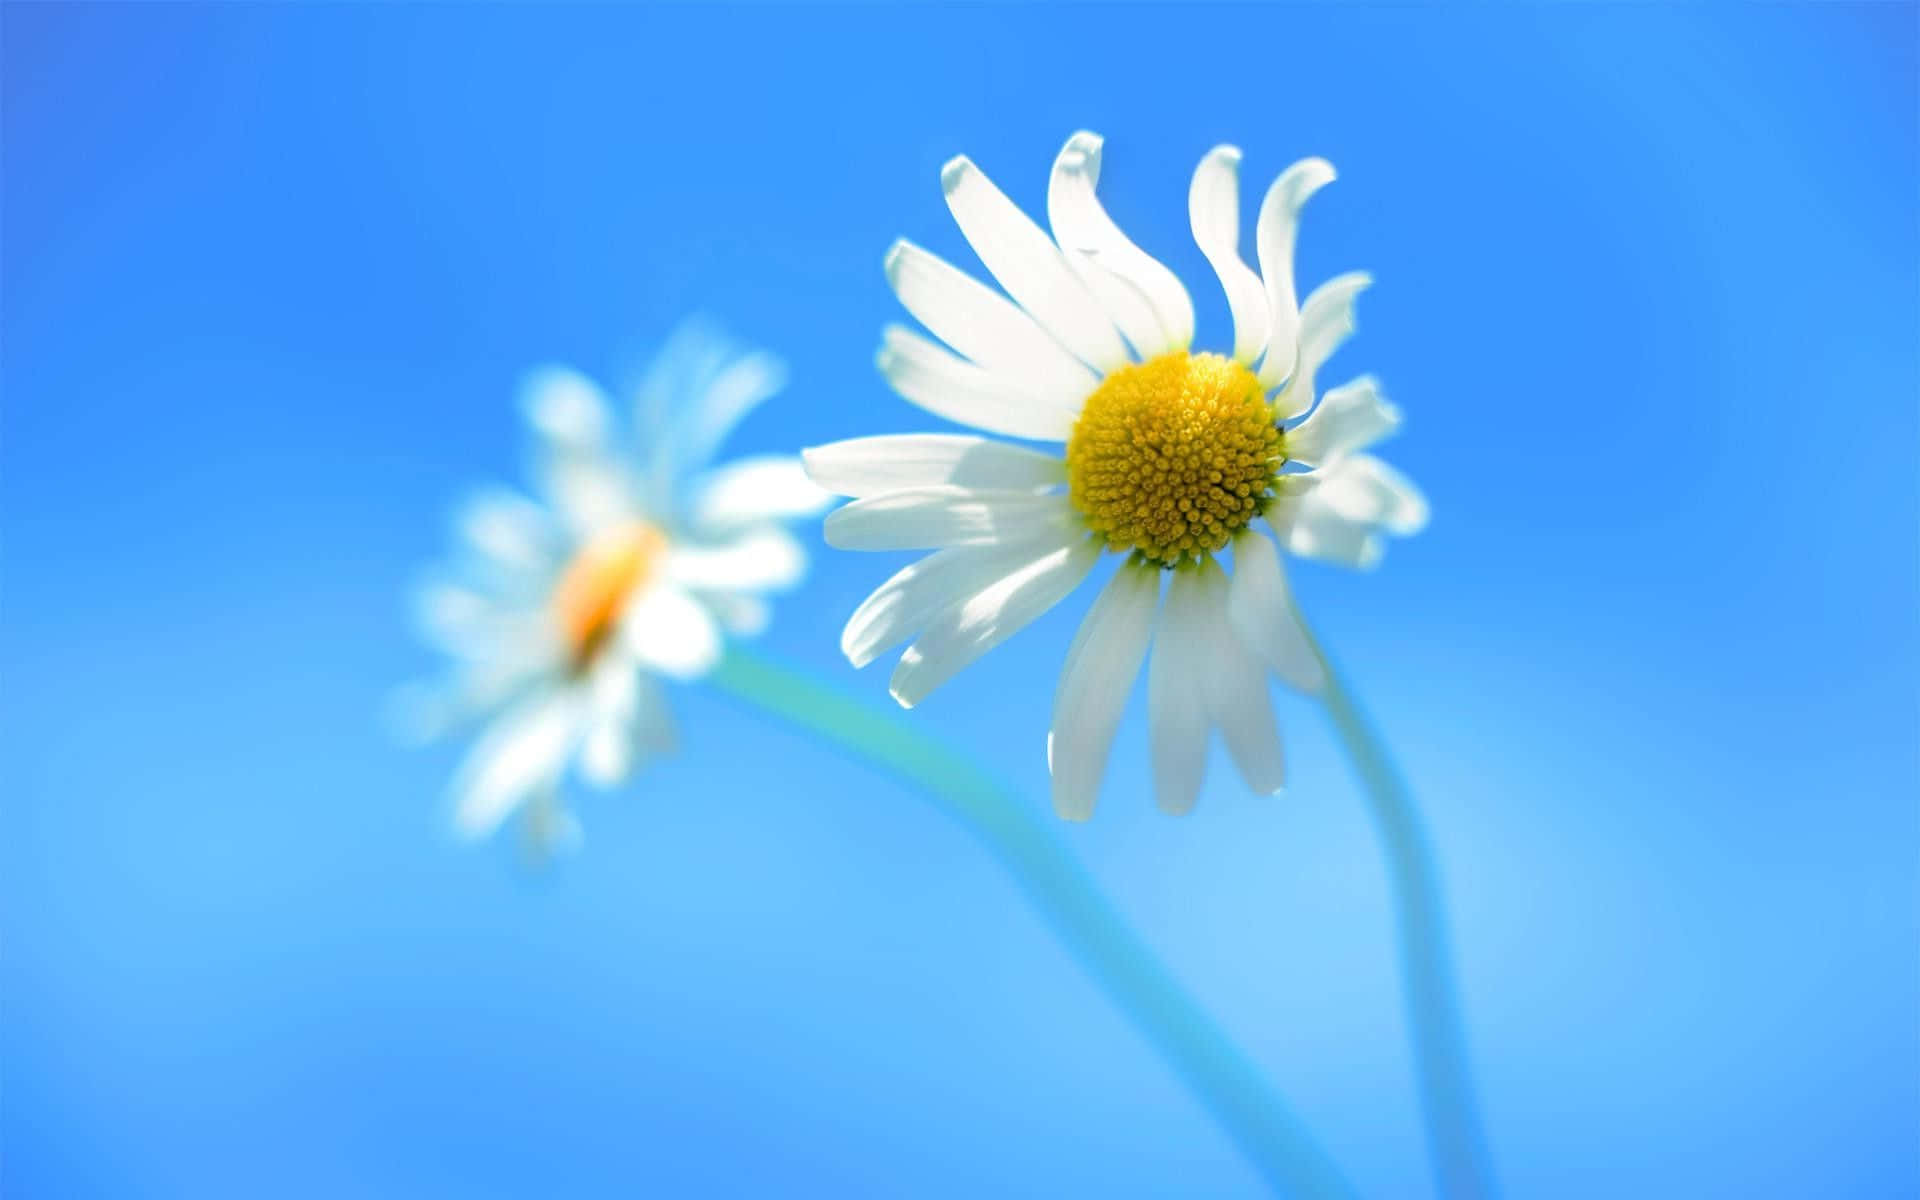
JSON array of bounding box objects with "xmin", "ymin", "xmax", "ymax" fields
[
  {"xmin": 1298, "ymin": 618, "xmax": 1498, "ymax": 1200},
  {"xmin": 709, "ymin": 645, "xmax": 1356, "ymax": 1200}
]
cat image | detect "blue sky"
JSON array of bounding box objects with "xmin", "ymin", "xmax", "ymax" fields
[{"xmin": 4, "ymin": 5, "xmax": 1915, "ymax": 1197}]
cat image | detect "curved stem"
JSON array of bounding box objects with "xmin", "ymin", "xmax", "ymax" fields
[
  {"xmin": 1296, "ymin": 617, "xmax": 1498, "ymax": 1200},
  {"xmin": 708, "ymin": 646, "xmax": 1355, "ymax": 1200}
]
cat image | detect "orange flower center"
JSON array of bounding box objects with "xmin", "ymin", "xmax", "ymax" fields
[{"xmin": 550, "ymin": 522, "xmax": 667, "ymax": 671}]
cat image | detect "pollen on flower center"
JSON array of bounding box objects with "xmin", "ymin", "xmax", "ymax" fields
[
  {"xmin": 551, "ymin": 521, "xmax": 666, "ymax": 671},
  {"xmin": 1065, "ymin": 352, "xmax": 1283, "ymax": 567}
]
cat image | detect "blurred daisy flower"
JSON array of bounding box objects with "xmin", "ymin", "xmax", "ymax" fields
[
  {"xmin": 805, "ymin": 132, "xmax": 1427, "ymax": 820},
  {"xmin": 398, "ymin": 323, "xmax": 829, "ymax": 850}
]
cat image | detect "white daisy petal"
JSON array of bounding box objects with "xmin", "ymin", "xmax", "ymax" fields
[
  {"xmin": 451, "ymin": 690, "xmax": 580, "ymax": 839},
  {"xmin": 1280, "ymin": 503, "xmax": 1386, "ymax": 570},
  {"xmin": 878, "ymin": 324, "xmax": 1079, "ymax": 442},
  {"xmin": 586, "ymin": 653, "xmax": 637, "ymax": 715},
  {"xmin": 665, "ymin": 526, "xmax": 807, "ymax": 593},
  {"xmin": 823, "ymin": 487, "xmax": 1077, "ymax": 552},
  {"xmin": 1049, "ymin": 562, "xmax": 1160, "ymax": 821},
  {"xmin": 1285, "ymin": 376, "xmax": 1402, "ymax": 466},
  {"xmin": 580, "ymin": 669, "xmax": 674, "ymax": 785},
  {"xmin": 579, "ymin": 663, "xmax": 638, "ymax": 785},
  {"xmin": 884, "ymin": 241, "xmax": 1099, "ymax": 408},
  {"xmin": 1273, "ymin": 271, "xmax": 1370, "ymax": 421},
  {"xmin": 1196, "ymin": 561, "xmax": 1287, "ymax": 795},
  {"xmin": 889, "ymin": 536, "xmax": 1101, "ymax": 707},
  {"xmin": 1226, "ymin": 530, "xmax": 1326, "ymax": 693},
  {"xmin": 1188, "ymin": 146, "xmax": 1271, "ymax": 367},
  {"xmin": 637, "ymin": 320, "xmax": 730, "ymax": 431},
  {"xmin": 803, "ymin": 435, "xmax": 1064, "ymax": 498},
  {"xmin": 840, "ymin": 533, "xmax": 1076, "ymax": 669},
  {"xmin": 515, "ymin": 367, "xmax": 633, "ymax": 537},
  {"xmin": 1147, "ymin": 566, "xmax": 1211, "ymax": 815},
  {"xmin": 521, "ymin": 366, "xmax": 613, "ymax": 451},
  {"xmin": 580, "ymin": 725, "xmax": 628, "ymax": 786},
  {"xmin": 1273, "ymin": 452, "xmax": 1423, "ymax": 572},
  {"xmin": 539, "ymin": 448, "xmax": 637, "ymax": 540},
  {"xmin": 636, "ymin": 320, "xmax": 738, "ymax": 510},
  {"xmin": 411, "ymin": 581, "xmax": 549, "ymax": 665},
  {"xmin": 674, "ymin": 350, "xmax": 789, "ymax": 478},
  {"xmin": 1047, "ymin": 131, "xmax": 1194, "ymax": 360},
  {"xmin": 1311, "ymin": 454, "xmax": 1430, "ymax": 536},
  {"xmin": 622, "ymin": 582, "xmax": 723, "ymax": 679},
  {"xmin": 386, "ymin": 665, "xmax": 508, "ymax": 747},
  {"xmin": 412, "ymin": 582, "xmax": 499, "ymax": 654},
  {"xmin": 703, "ymin": 591, "xmax": 771, "ymax": 637},
  {"xmin": 457, "ymin": 489, "xmax": 557, "ymax": 575},
  {"xmin": 690, "ymin": 455, "xmax": 832, "ymax": 531},
  {"xmin": 941, "ymin": 155, "xmax": 1131, "ymax": 375},
  {"xmin": 1254, "ymin": 157, "xmax": 1338, "ymax": 390}
]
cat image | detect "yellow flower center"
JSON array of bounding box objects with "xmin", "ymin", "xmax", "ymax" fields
[
  {"xmin": 1065, "ymin": 352, "xmax": 1283, "ymax": 567},
  {"xmin": 550, "ymin": 521, "xmax": 666, "ymax": 671}
]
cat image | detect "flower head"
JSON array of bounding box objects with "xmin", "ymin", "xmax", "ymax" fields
[
  {"xmin": 805, "ymin": 133, "xmax": 1427, "ymax": 821},
  {"xmin": 400, "ymin": 322, "xmax": 829, "ymax": 848}
]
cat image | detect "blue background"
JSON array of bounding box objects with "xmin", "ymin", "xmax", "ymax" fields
[{"xmin": 4, "ymin": 5, "xmax": 1915, "ymax": 1197}]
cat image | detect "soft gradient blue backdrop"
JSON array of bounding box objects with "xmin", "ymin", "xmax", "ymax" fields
[{"xmin": 4, "ymin": 5, "xmax": 1915, "ymax": 1197}]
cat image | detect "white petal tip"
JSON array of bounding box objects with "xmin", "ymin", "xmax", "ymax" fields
[
  {"xmin": 888, "ymin": 687, "xmax": 918, "ymax": 711},
  {"xmin": 1266, "ymin": 159, "xmax": 1337, "ymax": 212},
  {"xmin": 883, "ymin": 239, "xmax": 909, "ymax": 275},
  {"xmin": 939, "ymin": 155, "xmax": 973, "ymax": 191},
  {"xmin": 1298, "ymin": 156, "xmax": 1337, "ymax": 186},
  {"xmin": 1206, "ymin": 144, "xmax": 1243, "ymax": 166},
  {"xmin": 799, "ymin": 445, "xmax": 831, "ymax": 486},
  {"xmin": 1064, "ymin": 130, "xmax": 1103, "ymax": 157},
  {"xmin": 651, "ymin": 661, "xmax": 707, "ymax": 683}
]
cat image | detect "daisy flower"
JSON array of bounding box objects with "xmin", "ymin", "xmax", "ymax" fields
[
  {"xmin": 400, "ymin": 323, "xmax": 829, "ymax": 847},
  {"xmin": 804, "ymin": 132, "xmax": 1427, "ymax": 821}
]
